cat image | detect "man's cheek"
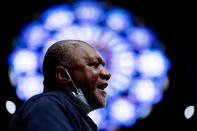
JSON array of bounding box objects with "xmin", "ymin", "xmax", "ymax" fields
[{"xmin": 88, "ymin": 70, "xmax": 99, "ymax": 83}]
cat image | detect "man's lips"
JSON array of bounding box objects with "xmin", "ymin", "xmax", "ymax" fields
[{"xmin": 97, "ymin": 83, "xmax": 108, "ymax": 90}]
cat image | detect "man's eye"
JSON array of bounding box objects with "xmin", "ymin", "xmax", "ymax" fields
[{"xmin": 89, "ymin": 62, "xmax": 99, "ymax": 67}]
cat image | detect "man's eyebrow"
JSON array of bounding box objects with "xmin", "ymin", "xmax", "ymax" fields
[
  {"xmin": 94, "ymin": 56, "xmax": 105, "ymax": 66},
  {"xmin": 90, "ymin": 56, "xmax": 104, "ymax": 63}
]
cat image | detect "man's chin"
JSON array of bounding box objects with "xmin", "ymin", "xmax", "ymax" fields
[
  {"xmin": 86, "ymin": 91, "xmax": 107, "ymax": 109},
  {"xmin": 91, "ymin": 100, "xmax": 106, "ymax": 109}
]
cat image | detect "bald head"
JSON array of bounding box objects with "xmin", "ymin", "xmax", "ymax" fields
[{"xmin": 42, "ymin": 40, "xmax": 93, "ymax": 91}]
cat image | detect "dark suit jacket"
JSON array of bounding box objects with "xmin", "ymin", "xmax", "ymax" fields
[{"xmin": 9, "ymin": 90, "xmax": 98, "ymax": 131}]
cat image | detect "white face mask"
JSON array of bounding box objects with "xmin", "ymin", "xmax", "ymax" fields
[{"xmin": 64, "ymin": 68, "xmax": 94, "ymax": 114}]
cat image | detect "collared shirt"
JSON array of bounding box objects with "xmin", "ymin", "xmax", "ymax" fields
[{"xmin": 9, "ymin": 90, "xmax": 98, "ymax": 131}]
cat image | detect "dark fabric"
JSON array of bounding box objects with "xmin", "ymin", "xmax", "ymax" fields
[{"xmin": 9, "ymin": 91, "xmax": 98, "ymax": 131}]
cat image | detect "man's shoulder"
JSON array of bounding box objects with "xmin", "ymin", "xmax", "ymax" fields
[
  {"xmin": 28, "ymin": 90, "xmax": 69, "ymax": 105},
  {"xmin": 15, "ymin": 91, "xmax": 72, "ymax": 115},
  {"xmin": 9, "ymin": 91, "xmax": 85, "ymax": 131},
  {"xmin": 23, "ymin": 91, "xmax": 64, "ymax": 105},
  {"xmin": 10, "ymin": 91, "xmax": 98, "ymax": 131}
]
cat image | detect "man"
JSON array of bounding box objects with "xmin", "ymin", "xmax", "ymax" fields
[{"xmin": 9, "ymin": 40, "xmax": 111, "ymax": 131}]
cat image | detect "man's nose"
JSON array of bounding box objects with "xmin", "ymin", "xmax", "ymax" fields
[{"xmin": 100, "ymin": 67, "xmax": 111, "ymax": 80}]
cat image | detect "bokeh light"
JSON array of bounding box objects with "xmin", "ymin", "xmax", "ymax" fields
[
  {"xmin": 109, "ymin": 97, "xmax": 137, "ymax": 126},
  {"xmin": 106, "ymin": 8, "xmax": 132, "ymax": 31},
  {"xmin": 8, "ymin": 0, "xmax": 170, "ymax": 130},
  {"xmin": 184, "ymin": 106, "xmax": 195, "ymax": 119},
  {"xmin": 5, "ymin": 101, "xmax": 16, "ymax": 114}
]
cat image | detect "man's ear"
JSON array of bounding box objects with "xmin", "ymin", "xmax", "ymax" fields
[{"xmin": 55, "ymin": 66, "xmax": 70, "ymax": 84}]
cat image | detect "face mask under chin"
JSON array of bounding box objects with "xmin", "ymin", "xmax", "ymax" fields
[
  {"xmin": 69, "ymin": 88, "xmax": 94, "ymax": 114},
  {"xmin": 64, "ymin": 68, "xmax": 94, "ymax": 114}
]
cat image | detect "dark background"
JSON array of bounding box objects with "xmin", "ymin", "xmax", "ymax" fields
[{"xmin": 0, "ymin": 0, "xmax": 196, "ymax": 130}]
